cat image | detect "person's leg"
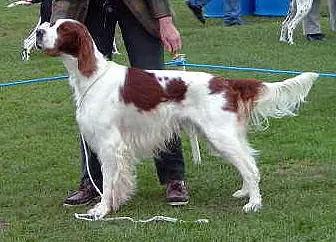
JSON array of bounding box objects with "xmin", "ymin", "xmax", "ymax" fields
[
  {"xmin": 186, "ymin": 0, "xmax": 210, "ymax": 24},
  {"xmin": 223, "ymin": 0, "xmax": 242, "ymax": 25},
  {"xmin": 84, "ymin": 0, "xmax": 116, "ymax": 59},
  {"xmin": 303, "ymin": 0, "xmax": 322, "ymax": 35},
  {"xmin": 63, "ymin": 0, "xmax": 117, "ymax": 206},
  {"xmin": 188, "ymin": 0, "xmax": 211, "ymax": 7},
  {"xmin": 79, "ymin": 137, "xmax": 102, "ymax": 190},
  {"xmin": 117, "ymin": 0, "xmax": 188, "ymax": 205},
  {"xmin": 40, "ymin": 0, "xmax": 52, "ymax": 23},
  {"xmin": 328, "ymin": 0, "xmax": 336, "ymax": 31}
]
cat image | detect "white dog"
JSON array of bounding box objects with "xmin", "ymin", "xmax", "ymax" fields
[
  {"xmin": 280, "ymin": 0, "xmax": 314, "ymax": 44},
  {"xmin": 36, "ymin": 19, "xmax": 318, "ymax": 220}
]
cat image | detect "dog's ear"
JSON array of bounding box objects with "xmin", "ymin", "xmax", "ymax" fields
[
  {"xmin": 77, "ymin": 26, "xmax": 97, "ymax": 78},
  {"xmin": 57, "ymin": 21, "xmax": 97, "ymax": 78}
]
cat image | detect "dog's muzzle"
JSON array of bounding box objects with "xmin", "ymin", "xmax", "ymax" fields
[{"xmin": 35, "ymin": 28, "xmax": 45, "ymax": 49}]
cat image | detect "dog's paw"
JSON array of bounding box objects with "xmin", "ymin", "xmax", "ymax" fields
[
  {"xmin": 232, "ymin": 189, "xmax": 249, "ymax": 198},
  {"xmin": 279, "ymin": 37, "xmax": 287, "ymax": 43},
  {"xmin": 87, "ymin": 202, "xmax": 111, "ymax": 220},
  {"xmin": 242, "ymin": 201, "xmax": 262, "ymax": 213}
]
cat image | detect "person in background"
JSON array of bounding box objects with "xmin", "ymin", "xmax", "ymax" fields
[
  {"xmin": 39, "ymin": 0, "xmax": 52, "ymax": 23},
  {"xmin": 186, "ymin": 0, "xmax": 245, "ymax": 26},
  {"xmin": 49, "ymin": 0, "xmax": 189, "ymax": 207},
  {"xmin": 303, "ymin": 0, "xmax": 336, "ymax": 41}
]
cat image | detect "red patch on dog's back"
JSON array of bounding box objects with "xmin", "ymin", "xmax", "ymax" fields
[
  {"xmin": 208, "ymin": 77, "xmax": 263, "ymax": 112},
  {"xmin": 120, "ymin": 68, "xmax": 188, "ymax": 111},
  {"xmin": 165, "ymin": 77, "xmax": 187, "ymax": 102}
]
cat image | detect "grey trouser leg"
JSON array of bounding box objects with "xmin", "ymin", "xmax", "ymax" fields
[
  {"xmin": 303, "ymin": 0, "xmax": 322, "ymax": 35},
  {"xmin": 328, "ymin": 0, "xmax": 336, "ymax": 31}
]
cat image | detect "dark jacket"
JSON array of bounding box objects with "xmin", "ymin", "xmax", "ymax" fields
[{"xmin": 50, "ymin": 0, "xmax": 172, "ymax": 38}]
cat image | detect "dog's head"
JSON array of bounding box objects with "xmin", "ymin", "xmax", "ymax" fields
[{"xmin": 36, "ymin": 19, "xmax": 96, "ymax": 77}]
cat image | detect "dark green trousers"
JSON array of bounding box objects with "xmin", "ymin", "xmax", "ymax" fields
[{"xmin": 80, "ymin": 0, "xmax": 185, "ymax": 190}]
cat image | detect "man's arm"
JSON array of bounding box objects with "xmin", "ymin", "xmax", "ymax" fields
[
  {"xmin": 147, "ymin": 0, "xmax": 172, "ymax": 19},
  {"xmin": 146, "ymin": 0, "xmax": 181, "ymax": 53},
  {"xmin": 50, "ymin": 0, "xmax": 89, "ymax": 24},
  {"xmin": 158, "ymin": 16, "xmax": 181, "ymax": 53}
]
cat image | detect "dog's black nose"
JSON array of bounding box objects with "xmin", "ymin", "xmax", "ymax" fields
[
  {"xmin": 36, "ymin": 29, "xmax": 45, "ymax": 39},
  {"xmin": 36, "ymin": 29, "xmax": 46, "ymax": 49}
]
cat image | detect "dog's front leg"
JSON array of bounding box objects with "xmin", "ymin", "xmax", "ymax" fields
[
  {"xmin": 86, "ymin": 160, "xmax": 115, "ymax": 220},
  {"xmin": 87, "ymin": 137, "xmax": 134, "ymax": 220},
  {"xmin": 86, "ymin": 139, "xmax": 123, "ymax": 220},
  {"xmin": 279, "ymin": 24, "xmax": 288, "ymax": 42},
  {"xmin": 280, "ymin": 0, "xmax": 296, "ymax": 43},
  {"xmin": 280, "ymin": 17, "xmax": 290, "ymax": 42}
]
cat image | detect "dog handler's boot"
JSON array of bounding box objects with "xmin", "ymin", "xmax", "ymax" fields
[
  {"xmin": 63, "ymin": 179, "xmax": 100, "ymax": 206},
  {"xmin": 166, "ymin": 180, "xmax": 189, "ymax": 206}
]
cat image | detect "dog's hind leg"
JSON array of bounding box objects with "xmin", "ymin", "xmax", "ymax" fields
[
  {"xmin": 87, "ymin": 132, "xmax": 135, "ymax": 219},
  {"xmin": 204, "ymin": 126, "xmax": 262, "ymax": 212},
  {"xmin": 232, "ymin": 124, "xmax": 258, "ymax": 199}
]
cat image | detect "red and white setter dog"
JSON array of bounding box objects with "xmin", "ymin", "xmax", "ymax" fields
[{"xmin": 36, "ymin": 19, "xmax": 318, "ymax": 220}]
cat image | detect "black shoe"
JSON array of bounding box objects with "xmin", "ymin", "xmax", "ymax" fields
[
  {"xmin": 63, "ymin": 179, "xmax": 100, "ymax": 206},
  {"xmin": 224, "ymin": 19, "xmax": 247, "ymax": 26},
  {"xmin": 186, "ymin": 1, "xmax": 205, "ymax": 24},
  {"xmin": 306, "ymin": 33, "xmax": 326, "ymax": 41}
]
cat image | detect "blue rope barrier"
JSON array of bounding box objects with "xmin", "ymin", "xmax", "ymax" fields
[
  {"xmin": 167, "ymin": 61, "xmax": 336, "ymax": 78},
  {"xmin": 2, "ymin": 60, "xmax": 336, "ymax": 88},
  {"xmin": 0, "ymin": 75, "xmax": 69, "ymax": 87}
]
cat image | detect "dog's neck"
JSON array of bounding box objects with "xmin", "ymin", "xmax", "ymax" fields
[{"xmin": 61, "ymin": 45, "xmax": 109, "ymax": 102}]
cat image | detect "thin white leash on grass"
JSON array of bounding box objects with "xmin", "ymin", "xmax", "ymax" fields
[{"xmin": 75, "ymin": 213, "xmax": 209, "ymax": 223}]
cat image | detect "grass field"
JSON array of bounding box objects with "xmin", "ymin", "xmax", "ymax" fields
[{"xmin": 1, "ymin": 0, "xmax": 336, "ymax": 241}]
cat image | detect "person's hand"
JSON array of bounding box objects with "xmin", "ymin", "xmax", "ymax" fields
[{"xmin": 159, "ymin": 16, "xmax": 182, "ymax": 54}]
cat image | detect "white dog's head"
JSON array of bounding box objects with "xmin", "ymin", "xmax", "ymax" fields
[{"xmin": 36, "ymin": 19, "xmax": 97, "ymax": 77}]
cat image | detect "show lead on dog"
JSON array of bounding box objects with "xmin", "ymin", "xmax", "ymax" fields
[{"xmin": 49, "ymin": 0, "xmax": 189, "ymax": 208}]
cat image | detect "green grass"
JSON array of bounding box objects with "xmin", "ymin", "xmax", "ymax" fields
[{"xmin": 1, "ymin": 0, "xmax": 336, "ymax": 241}]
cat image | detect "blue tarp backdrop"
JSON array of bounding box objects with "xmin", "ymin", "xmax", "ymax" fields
[
  {"xmin": 204, "ymin": 0, "xmax": 289, "ymax": 18},
  {"xmin": 255, "ymin": 0, "xmax": 289, "ymax": 16}
]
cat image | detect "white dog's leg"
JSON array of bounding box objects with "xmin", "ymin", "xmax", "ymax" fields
[
  {"xmin": 204, "ymin": 127, "xmax": 262, "ymax": 212},
  {"xmin": 280, "ymin": 0, "xmax": 297, "ymax": 42},
  {"xmin": 87, "ymin": 134, "xmax": 135, "ymax": 220},
  {"xmin": 287, "ymin": 0, "xmax": 314, "ymax": 44},
  {"xmin": 188, "ymin": 126, "xmax": 202, "ymax": 164},
  {"xmin": 232, "ymin": 181, "xmax": 249, "ymax": 198},
  {"xmin": 232, "ymin": 124, "xmax": 258, "ymax": 198},
  {"xmin": 280, "ymin": 20, "xmax": 289, "ymax": 42}
]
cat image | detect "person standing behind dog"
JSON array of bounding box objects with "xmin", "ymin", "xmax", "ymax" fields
[
  {"xmin": 303, "ymin": 0, "xmax": 336, "ymax": 41},
  {"xmin": 186, "ymin": 0, "xmax": 245, "ymax": 26},
  {"xmin": 50, "ymin": 0, "xmax": 189, "ymax": 207}
]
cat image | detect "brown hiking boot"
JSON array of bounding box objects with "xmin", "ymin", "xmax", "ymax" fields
[
  {"xmin": 166, "ymin": 180, "xmax": 189, "ymax": 206},
  {"xmin": 63, "ymin": 179, "xmax": 100, "ymax": 206}
]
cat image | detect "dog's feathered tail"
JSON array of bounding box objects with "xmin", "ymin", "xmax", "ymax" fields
[{"xmin": 251, "ymin": 72, "xmax": 318, "ymax": 128}]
